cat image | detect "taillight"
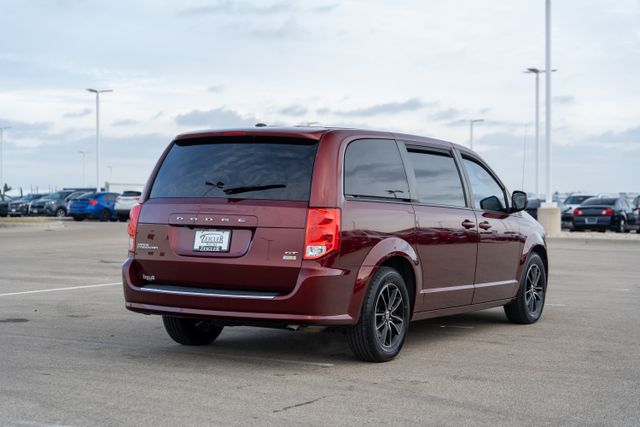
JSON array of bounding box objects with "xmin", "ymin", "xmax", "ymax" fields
[
  {"xmin": 128, "ymin": 204, "xmax": 142, "ymax": 252},
  {"xmin": 573, "ymin": 208, "xmax": 583, "ymax": 216},
  {"xmin": 89, "ymin": 199, "xmax": 98, "ymax": 206},
  {"xmin": 304, "ymin": 208, "xmax": 340, "ymax": 260},
  {"xmin": 133, "ymin": 197, "xmax": 140, "ymax": 201},
  {"xmin": 601, "ymin": 208, "xmax": 614, "ymax": 216}
]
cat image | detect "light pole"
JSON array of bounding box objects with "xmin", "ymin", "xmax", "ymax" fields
[
  {"xmin": 0, "ymin": 126, "xmax": 11, "ymax": 195},
  {"xmin": 525, "ymin": 68, "xmax": 556, "ymax": 198},
  {"xmin": 78, "ymin": 150, "xmax": 89, "ymax": 186},
  {"xmin": 544, "ymin": 0, "xmax": 553, "ymax": 206},
  {"xmin": 86, "ymin": 88, "xmax": 113, "ymax": 192},
  {"xmin": 468, "ymin": 119, "xmax": 484, "ymax": 150}
]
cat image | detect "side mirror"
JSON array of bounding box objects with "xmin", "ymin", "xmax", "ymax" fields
[
  {"xmin": 479, "ymin": 195, "xmax": 504, "ymax": 212},
  {"xmin": 511, "ymin": 190, "xmax": 528, "ymax": 213}
]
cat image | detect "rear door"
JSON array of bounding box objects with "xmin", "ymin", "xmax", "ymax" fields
[
  {"xmin": 402, "ymin": 143, "xmax": 478, "ymax": 311},
  {"xmin": 460, "ymin": 155, "xmax": 522, "ymax": 303},
  {"xmin": 133, "ymin": 136, "xmax": 318, "ymax": 295}
]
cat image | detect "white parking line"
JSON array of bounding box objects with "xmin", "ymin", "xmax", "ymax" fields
[{"xmin": 0, "ymin": 282, "xmax": 120, "ymax": 297}]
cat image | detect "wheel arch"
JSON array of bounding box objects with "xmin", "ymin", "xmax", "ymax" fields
[{"xmin": 348, "ymin": 237, "xmax": 422, "ymax": 322}]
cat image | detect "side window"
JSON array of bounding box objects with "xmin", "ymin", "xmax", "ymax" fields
[
  {"xmin": 344, "ymin": 139, "xmax": 410, "ymax": 200},
  {"xmin": 406, "ymin": 149, "xmax": 466, "ymax": 207},
  {"xmin": 462, "ymin": 158, "xmax": 507, "ymax": 211}
]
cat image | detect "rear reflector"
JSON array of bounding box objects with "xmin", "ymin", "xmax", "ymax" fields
[
  {"xmin": 128, "ymin": 204, "xmax": 142, "ymax": 252},
  {"xmin": 304, "ymin": 208, "xmax": 340, "ymax": 259}
]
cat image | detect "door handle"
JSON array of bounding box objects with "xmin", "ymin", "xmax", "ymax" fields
[
  {"xmin": 461, "ymin": 219, "xmax": 476, "ymax": 229},
  {"xmin": 479, "ymin": 221, "xmax": 492, "ymax": 230}
]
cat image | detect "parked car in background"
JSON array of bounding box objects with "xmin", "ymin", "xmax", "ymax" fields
[
  {"xmin": 524, "ymin": 198, "xmax": 542, "ymax": 220},
  {"xmin": 115, "ymin": 191, "xmax": 142, "ymax": 221},
  {"xmin": 561, "ymin": 194, "xmax": 595, "ymax": 229},
  {"xmin": 29, "ymin": 190, "xmax": 86, "ymax": 217},
  {"xmin": 8, "ymin": 193, "xmax": 48, "ymax": 216},
  {"xmin": 0, "ymin": 194, "xmax": 13, "ymax": 217},
  {"xmin": 632, "ymin": 195, "xmax": 640, "ymax": 210},
  {"xmin": 68, "ymin": 192, "xmax": 119, "ymax": 221},
  {"xmin": 123, "ymin": 127, "xmax": 548, "ymax": 362},
  {"xmin": 572, "ymin": 196, "xmax": 640, "ymax": 233}
]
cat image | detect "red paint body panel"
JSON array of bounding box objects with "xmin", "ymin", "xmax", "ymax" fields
[{"xmin": 124, "ymin": 127, "xmax": 547, "ymax": 326}]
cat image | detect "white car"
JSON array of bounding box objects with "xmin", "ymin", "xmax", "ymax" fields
[{"xmin": 115, "ymin": 191, "xmax": 141, "ymax": 221}]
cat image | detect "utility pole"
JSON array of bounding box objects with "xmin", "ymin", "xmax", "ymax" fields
[
  {"xmin": 544, "ymin": 0, "xmax": 553, "ymax": 206},
  {"xmin": 468, "ymin": 119, "xmax": 484, "ymax": 150},
  {"xmin": 86, "ymin": 88, "xmax": 113, "ymax": 192}
]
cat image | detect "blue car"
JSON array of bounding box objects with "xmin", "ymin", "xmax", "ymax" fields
[{"xmin": 68, "ymin": 192, "xmax": 119, "ymax": 221}]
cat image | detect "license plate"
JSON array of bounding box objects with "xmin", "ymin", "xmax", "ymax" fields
[
  {"xmin": 11, "ymin": 208, "xmax": 15, "ymax": 212},
  {"xmin": 193, "ymin": 229, "xmax": 231, "ymax": 252},
  {"xmin": 585, "ymin": 217, "xmax": 598, "ymax": 224},
  {"xmin": 32, "ymin": 209, "xmax": 38, "ymax": 214}
]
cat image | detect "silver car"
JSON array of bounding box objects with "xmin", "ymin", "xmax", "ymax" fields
[{"xmin": 115, "ymin": 191, "xmax": 141, "ymax": 221}]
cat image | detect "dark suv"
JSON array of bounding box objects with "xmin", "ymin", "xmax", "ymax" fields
[
  {"xmin": 29, "ymin": 190, "xmax": 85, "ymax": 217},
  {"xmin": 123, "ymin": 127, "xmax": 548, "ymax": 362},
  {"xmin": 8, "ymin": 193, "xmax": 47, "ymax": 216}
]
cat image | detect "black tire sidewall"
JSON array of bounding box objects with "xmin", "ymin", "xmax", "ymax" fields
[
  {"xmin": 518, "ymin": 254, "xmax": 546, "ymax": 322},
  {"xmin": 363, "ymin": 268, "xmax": 411, "ymax": 361}
]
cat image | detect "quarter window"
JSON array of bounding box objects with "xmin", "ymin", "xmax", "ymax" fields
[
  {"xmin": 344, "ymin": 139, "xmax": 410, "ymax": 200},
  {"xmin": 406, "ymin": 149, "xmax": 466, "ymax": 207},
  {"xmin": 462, "ymin": 158, "xmax": 507, "ymax": 211}
]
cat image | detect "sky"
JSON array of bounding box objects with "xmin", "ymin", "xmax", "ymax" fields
[{"xmin": 0, "ymin": 0, "xmax": 639, "ymax": 196}]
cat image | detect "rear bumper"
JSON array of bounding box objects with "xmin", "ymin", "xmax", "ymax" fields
[
  {"xmin": 69, "ymin": 206, "xmax": 98, "ymax": 217},
  {"xmin": 573, "ymin": 217, "xmax": 615, "ymax": 230},
  {"xmin": 122, "ymin": 257, "xmax": 357, "ymax": 326}
]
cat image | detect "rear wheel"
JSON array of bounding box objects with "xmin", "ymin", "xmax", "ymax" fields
[
  {"xmin": 504, "ymin": 253, "xmax": 546, "ymax": 324},
  {"xmin": 347, "ymin": 267, "xmax": 410, "ymax": 362},
  {"xmin": 162, "ymin": 316, "xmax": 224, "ymax": 345},
  {"xmin": 616, "ymin": 218, "xmax": 626, "ymax": 233},
  {"xmin": 54, "ymin": 208, "xmax": 66, "ymax": 218},
  {"xmin": 100, "ymin": 209, "xmax": 110, "ymax": 222}
]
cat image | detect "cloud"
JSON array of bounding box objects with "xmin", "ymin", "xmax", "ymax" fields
[
  {"xmin": 175, "ymin": 107, "xmax": 257, "ymax": 128},
  {"xmin": 278, "ymin": 104, "xmax": 308, "ymax": 116},
  {"xmin": 591, "ymin": 126, "xmax": 640, "ymax": 145},
  {"xmin": 180, "ymin": 1, "xmax": 290, "ymax": 17},
  {"xmin": 207, "ymin": 85, "xmax": 224, "ymax": 93},
  {"xmin": 313, "ymin": 4, "xmax": 339, "ymax": 13},
  {"xmin": 112, "ymin": 119, "xmax": 139, "ymax": 127},
  {"xmin": 63, "ymin": 108, "xmax": 92, "ymax": 118},
  {"xmin": 431, "ymin": 108, "xmax": 463, "ymax": 121},
  {"xmin": 554, "ymin": 95, "xmax": 575, "ymax": 104},
  {"xmin": 321, "ymin": 98, "xmax": 432, "ymax": 117}
]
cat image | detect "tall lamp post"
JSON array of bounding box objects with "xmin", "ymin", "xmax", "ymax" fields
[
  {"xmin": 468, "ymin": 119, "xmax": 484, "ymax": 150},
  {"xmin": 544, "ymin": 0, "xmax": 554, "ymax": 206},
  {"xmin": 0, "ymin": 126, "xmax": 11, "ymax": 195},
  {"xmin": 86, "ymin": 88, "xmax": 113, "ymax": 192},
  {"xmin": 524, "ymin": 68, "xmax": 555, "ymax": 198},
  {"xmin": 78, "ymin": 150, "xmax": 89, "ymax": 186}
]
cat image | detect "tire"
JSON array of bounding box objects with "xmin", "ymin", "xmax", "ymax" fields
[
  {"xmin": 72, "ymin": 216, "xmax": 84, "ymax": 222},
  {"xmin": 54, "ymin": 208, "xmax": 66, "ymax": 218},
  {"xmin": 100, "ymin": 209, "xmax": 110, "ymax": 222},
  {"xmin": 504, "ymin": 253, "xmax": 547, "ymax": 324},
  {"xmin": 616, "ymin": 218, "xmax": 625, "ymax": 233},
  {"xmin": 162, "ymin": 316, "xmax": 224, "ymax": 346},
  {"xmin": 347, "ymin": 267, "xmax": 410, "ymax": 362}
]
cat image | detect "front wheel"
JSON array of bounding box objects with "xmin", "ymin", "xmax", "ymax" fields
[
  {"xmin": 347, "ymin": 267, "xmax": 410, "ymax": 362},
  {"xmin": 54, "ymin": 208, "xmax": 66, "ymax": 218},
  {"xmin": 162, "ymin": 316, "xmax": 224, "ymax": 345},
  {"xmin": 504, "ymin": 253, "xmax": 547, "ymax": 324},
  {"xmin": 99, "ymin": 209, "xmax": 111, "ymax": 222}
]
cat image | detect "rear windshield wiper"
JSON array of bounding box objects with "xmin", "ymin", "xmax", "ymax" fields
[
  {"xmin": 221, "ymin": 184, "xmax": 287, "ymax": 195},
  {"xmin": 203, "ymin": 181, "xmax": 287, "ymax": 195}
]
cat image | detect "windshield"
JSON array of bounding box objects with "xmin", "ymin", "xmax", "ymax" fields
[
  {"xmin": 582, "ymin": 198, "xmax": 616, "ymax": 206},
  {"xmin": 22, "ymin": 194, "xmax": 43, "ymax": 201},
  {"xmin": 44, "ymin": 191, "xmax": 72, "ymax": 199},
  {"xmin": 150, "ymin": 136, "xmax": 318, "ymax": 201},
  {"xmin": 565, "ymin": 195, "xmax": 592, "ymax": 204},
  {"xmin": 77, "ymin": 192, "xmax": 97, "ymax": 199}
]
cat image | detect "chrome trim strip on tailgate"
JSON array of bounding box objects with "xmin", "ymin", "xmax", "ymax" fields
[{"xmin": 139, "ymin": 284, "xmax": 279, "ymax": 299}]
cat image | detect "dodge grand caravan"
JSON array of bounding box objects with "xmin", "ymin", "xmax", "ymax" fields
[{"xmin": 123, "ymin": 127, "xmax": 548, "ymax": 362}]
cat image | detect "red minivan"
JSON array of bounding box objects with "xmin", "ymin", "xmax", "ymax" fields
[{"xmin": 123, "ymin": 127, "xmax": 548, "ymax": 362}]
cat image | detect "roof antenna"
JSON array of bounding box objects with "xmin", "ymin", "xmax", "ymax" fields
[{"xmin": 255, "ymin": 123, "xmax": 267, "ymax": 127}]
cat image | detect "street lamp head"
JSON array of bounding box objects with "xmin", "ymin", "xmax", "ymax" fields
[
  {"xmin": 525, "ymin": 68, "xmax": 541, "ymax": 74},
  {"xmin": 86, "ymin": 88, "xmax": 113, "ymax": 94},
  {"xmin": 471, "ymin": 119, "xmax": 484, "ymax": 124},
  {"xmin": 86, "ymin": 88, "xmax": 98, "ymax": 93}
]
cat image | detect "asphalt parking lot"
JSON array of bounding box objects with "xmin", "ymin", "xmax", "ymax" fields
[{"xmin": 0, "ymin": 222, "xmax": 639, "ymax": 426}]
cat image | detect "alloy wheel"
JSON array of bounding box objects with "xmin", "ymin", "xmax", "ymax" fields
[
  {"xmin": 524, "ymin": 264, "xmax": 544, "ymax": 317},
  {"xmin": 374, "ymin": 283, "xmax": 406, "ymax": 349}
]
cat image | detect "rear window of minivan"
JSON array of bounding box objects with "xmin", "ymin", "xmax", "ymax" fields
[{"xmin": 149, "ymin": 136, "xmax": 318, "ymax": 201}]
